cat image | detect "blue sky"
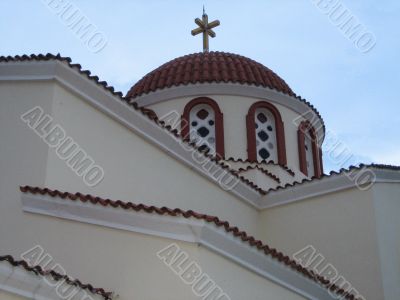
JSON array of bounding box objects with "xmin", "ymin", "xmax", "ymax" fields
[{"xmin": 1, "ymin": 0, "xmax": 399, "ymax": 172}]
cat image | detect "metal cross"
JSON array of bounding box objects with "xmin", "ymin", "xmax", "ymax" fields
[{"xmin": 191, "ymin": 7, "xmax": 220, "ymax": 52}]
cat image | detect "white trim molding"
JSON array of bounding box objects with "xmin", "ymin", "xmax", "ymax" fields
[
  {"xmin": 21, "ymin": 192, "xmax": 338, "ymax": 300},
  {"xmin": 261, "ymin": 167, "xmax": 400, "ymax": 209}
]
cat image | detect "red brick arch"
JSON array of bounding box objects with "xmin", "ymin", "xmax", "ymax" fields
[
  {"xmin": 181, "ymin": 97, "xmax": 225, "ymax": 159},
  {"xmin": 246, "ymin": 101, "xmax": 287, "ymax": 165},
  {"xmin": 298, "ymin": 121, "xmax": 323, "ymax": 178}
]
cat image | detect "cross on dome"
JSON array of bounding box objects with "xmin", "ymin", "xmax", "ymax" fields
[{"xmin": 191, "ymin": 7, "xmax": 220, "ymax": 52}]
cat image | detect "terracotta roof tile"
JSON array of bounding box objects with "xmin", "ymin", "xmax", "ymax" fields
[
  {"xmin": 126, "ymin": 52, "xmax": 295, "ymax": 98},
  {"xmin": 0, "ymin": 255, "xmax": 113, "ymax": 299},
  {"xmin": 0, "ymin": 54, "xmax": 124, "ymax": 98},
  {"xmin": 235, "ymin": 166, "xmax": 281, "ymax": 183},
  {"xmin": 20, "ymin": 186, "xmax": 361, "ymax": 299}
]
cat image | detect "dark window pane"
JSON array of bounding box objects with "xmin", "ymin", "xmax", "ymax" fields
[
  {"xmin": 259, "ymin": 148, "xmax": 270, "ymax": 159},
  {"xmin": 197, "ymin": 109, "xmax": 209, "ymax": 120},
  {"xmin": 257, "ymin": 113, "xmax": 267, "ymax": 123},
  {"xmin": 258, "ymin": 131, "xmax": 269, "ymax": 141},
  {"xmin": 197, "ymin": 127, "xmax": 210, "ymax": 137}
]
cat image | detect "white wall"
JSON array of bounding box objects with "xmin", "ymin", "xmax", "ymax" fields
[
  {"xmin": 196, "ymin": 246, "xmax": 306, "ymax": 300},
  {"xmin": 44, "ymin": 83, "xmax": 259, "ymax": 233},
  {"xmin": 0, "ymin": 81, "xmax": 53, "ymax": 251},
  {"xmin": 259, "ymin": 187, "xmax": 384, "ymax": 299},
  {"xmin": 0, "ymin": 291, "xmax": 26, "ymax": 300},
  {"xmin": 372, "ymin": 183, "xmax": 400, "ymax": 299},
  {"xmin": 0, "ymin": 80, "xmax": 305, "ymax": 300}
]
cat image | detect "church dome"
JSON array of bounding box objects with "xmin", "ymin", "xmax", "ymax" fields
[{"xmin": 127, "ymin": 51, "xmax": 295, "ymax": 98}]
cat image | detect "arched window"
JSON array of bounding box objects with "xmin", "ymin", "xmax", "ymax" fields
[
  {"xmin": 298, "ymin": 121, "xmax": 322, "ymax": 178},
  {"xmin": 246, "ymin": 101, "xmax": 287, "ymax": 165},
  {"xmin": 181, "ymin": 97, "xmax": 225, "ymax": 159}
]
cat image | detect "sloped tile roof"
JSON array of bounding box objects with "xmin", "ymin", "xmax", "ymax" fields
[
  {"xmin": 0, "ymin": 54, "xmax": 124, "ymax": 98},
  {"xmin": 235, "ymin": 165, "xmax": 281, "ymax": 183},
  {"xmin": 20, "ymin": 186, "xmax": 361, "ymax": 299},
  {"xmin": 0, "ymin": 255, "xmax": 113, "ymax": 299},
  {"xmin": 224, "ymin": 157, "xmax": 296, "ymax": 176}
]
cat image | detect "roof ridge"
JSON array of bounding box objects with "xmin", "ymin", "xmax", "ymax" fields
[
  {"xmin": 265, "ymin": 163, "xmax": 400, "ymax": 193},
  {"xmin": 0, "ymin": 254, "xmax": 113, "ymax": 299},
  {"xmin": 19, "ymin": 186, "xmax": 361, "ymax": 300},
  {"xmin": 224, "ymin": 157, "xmax": 296, "ymax": 176}
]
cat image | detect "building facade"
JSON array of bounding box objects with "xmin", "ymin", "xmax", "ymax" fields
[{"xmin": 0, "ymin": 51, "xmax": 399, "ymax": 300}]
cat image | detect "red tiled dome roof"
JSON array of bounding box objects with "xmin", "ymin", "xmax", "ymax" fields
[{"xmin": 127, "ymin": 52, "xmax": 294, "ymax": 98}]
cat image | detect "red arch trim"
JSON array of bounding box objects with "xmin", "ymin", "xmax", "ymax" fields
[
  {"xmin": 181, "ymin": 97, "xmax": 225, "ymax": 159},
  {"xmin": 298, "ymin": 121, "xmax": 323, "ymax": 178},
  {"xmin": 246, "ymin": 101, "xmax": 287, "ymax": 165}
]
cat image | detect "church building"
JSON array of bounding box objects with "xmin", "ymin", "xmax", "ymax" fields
[{"xmin": 0, "ymin": 10, "xmax": 399, "ymax": 300}]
